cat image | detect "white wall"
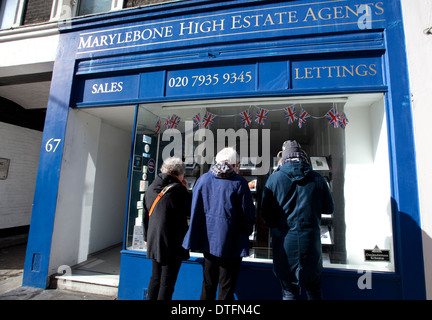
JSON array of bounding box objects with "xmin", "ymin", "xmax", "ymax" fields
[
  {"xmin": 88, "ymin": 119, "xmax": 132, "ymax": 253},
  {"xmin": 0, "ymin": 122, "xmax": 42, "ymax": 229},
  {"xmin": 401, "ymin": 0, "xmax": 432, "ymax": 300},
  {"xmin": 0, "ymin": 35, "xmax": 58, "ymax": 70},
  {"xmin": 0, "ymin": 30, "xmax": 58, "ymax": 76},
  {"xmin": 344, "ymin": 97, "xmax": 393, "ymax": 271},
  {"xmin": 48, "ymin": 109, "xmax": 131, "ymax": 275}
]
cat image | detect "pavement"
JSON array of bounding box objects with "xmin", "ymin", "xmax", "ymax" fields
[
  {"xmin": 0, "ymin": 284, "xmax": 115, "ymax": 300},
  {"xmin": 0, "ymin": 234, "xmax": 115, "ymax": 300}
]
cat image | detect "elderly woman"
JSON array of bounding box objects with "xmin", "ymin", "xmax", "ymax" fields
[
  {"xmin": 183, "ymin": 147, "xmax": 256, "ymax": 300},
  {"xmin": 143, "ymin": 157, "xmax": 191, "ymax": 300}
]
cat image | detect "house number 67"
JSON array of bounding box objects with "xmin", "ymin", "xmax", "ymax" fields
[{"xmin": 45, "ymin": 138, "xmax": 62, "ymax": 152}]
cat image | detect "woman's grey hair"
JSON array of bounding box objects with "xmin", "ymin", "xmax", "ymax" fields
[
  {"xmin": 215, "ymin": 147, "xmax": 239, "ymax": 165},
  {"xmin": 160, "ymin": 157, "xmax": 186, "ymax": 176}
]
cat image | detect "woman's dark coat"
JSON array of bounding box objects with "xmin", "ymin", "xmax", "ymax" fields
[
  {"xmin": 143, "ymin": 173, "xmax": 191, "ymax": 264},
  {"xmin": 261, "ymin": 161, "xmax": 334, "ymax": 285}
]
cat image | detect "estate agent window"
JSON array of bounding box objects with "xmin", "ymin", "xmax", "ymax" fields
[{"xmin": 126, "ymin": 93, "xmax": 394, "ymax": 272}]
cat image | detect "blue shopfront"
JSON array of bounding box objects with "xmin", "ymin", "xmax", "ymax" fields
[{"xmin": 22, "ymin": 0, "xmax": 426, "ymax": 300}]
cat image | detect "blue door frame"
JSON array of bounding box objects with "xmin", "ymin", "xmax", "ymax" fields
[{"xmin": 22, "ymin": 0, "xmax": 426, "ymax": 299}]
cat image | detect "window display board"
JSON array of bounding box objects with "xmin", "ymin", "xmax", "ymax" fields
[
  {"xmin": 22, "ymin": 0, "xmax": 426, "ymax": 300},
  {"xmin": 128, "ymin": 134, "xmax": 158, "ymax": 251}
]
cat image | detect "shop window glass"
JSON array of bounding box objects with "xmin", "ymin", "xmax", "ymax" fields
[
  {"xmin": 124, "ymin": 0, "xmax": 177, "ymax": 9},
  {"xmin": 0, "ymin": 0, "xmax": 18, "ymax": 29},
  {"xmin": 126, "ymin": 93, "xmax": 394, "ymax": 272},
  {"xmin": 77, "ymin": 0, "xmax": 112, "ymax": 16}
]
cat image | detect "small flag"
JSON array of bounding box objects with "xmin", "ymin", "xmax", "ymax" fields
[
  {"xmin": 165, "ymin": 114, "xmax": 181, "ymax": 129},
  {"xmin": 192, "ymin": 113, "xmax": 201, "ymax": 129},
  {"xmin": 239, "ymin": 109, "xmax": 252, "ymax": 128},
  {"xmin": 298, "ymin": 108, "xmax": 310, "ymax": 128},
  {"xmin": 255, "ymin": 107, "xmax": 269, "ymax": 126},
  {"xmin": 284, "ymin": 106, "xmax": 297, "ymax": 124},
  {"xmin": 201, "ymin": 111, "xmax": 216, "ymax": 129},
  {"xmin": 325, "ymin": 106, "xmax": 341, "ymax": 128},
  {"xmin": 155, "ymin": 119, "xmax": 161, "ymax": 134},
  {"xmin": 339, "ymin": 112, "xmax": 349, "ymax": 129}
]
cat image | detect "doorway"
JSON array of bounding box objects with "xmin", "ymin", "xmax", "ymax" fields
[{"xmin": 48, "ymin": 105, "xmax": 136, "ymax": 294}]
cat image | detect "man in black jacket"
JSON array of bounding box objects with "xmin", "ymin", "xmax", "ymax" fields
[{"xmin": 143, "ymin": 157, "xmax": 191, "ymax": 300}]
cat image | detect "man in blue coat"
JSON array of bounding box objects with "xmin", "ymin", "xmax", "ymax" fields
[
  {"xmin": 261, "ymin": 140, "xmax": 334, "ymax": 300},
  {"xmin": 183, "ymin": 147, "xmax": 256, "ymax": 300}
]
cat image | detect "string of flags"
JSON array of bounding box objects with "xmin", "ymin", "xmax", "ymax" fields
[{"xmin": 154, "ymin": 105, "xmax": 349, "ymax": 134}]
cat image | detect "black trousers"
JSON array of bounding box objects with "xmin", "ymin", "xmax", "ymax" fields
[
  {"xmin": 147, "ymin": 259, "xmax": 182, "ymax": 300},
  {"xmin": 200, "ymin": 253, "xmax": 242, "ymax": 300}
]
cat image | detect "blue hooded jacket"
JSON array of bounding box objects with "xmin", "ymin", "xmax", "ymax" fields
[
  {"xmin": 261, "ymin": 160, "xmax": 334, "ymax": 285},
  {"xmin": 182, "ymin": 163, "xmax": 256, "ymax": 258}
]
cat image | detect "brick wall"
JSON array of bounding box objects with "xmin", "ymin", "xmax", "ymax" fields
[
  {"xmin": 22, "ymin": 0, "xmax": 52, "ymax": 25},
  {"xmin": 0, "ymin": 122, "xmax": 42, "ymax": 229},
  {"xmin": 20, "ymin": 0, "xmax": 182, "ymax": 26}
]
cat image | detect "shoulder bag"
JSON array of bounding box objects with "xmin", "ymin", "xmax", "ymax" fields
[{"xmin": 148, "ymin": 182, "xmax": 178, "ymax": 218}]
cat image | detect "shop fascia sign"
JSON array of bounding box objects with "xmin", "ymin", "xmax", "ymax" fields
[
  {"xmin": 78, "ymin": 55, "xmax": 383, "ymax": 104},
  {"xmin": 76, "ymin": 0, "xmax": 386, "ymax": 55}
]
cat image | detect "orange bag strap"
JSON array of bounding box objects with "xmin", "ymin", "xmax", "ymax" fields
[{"xmin": 148, "ymin": 183, "xmax": 177, "ymax": 218}]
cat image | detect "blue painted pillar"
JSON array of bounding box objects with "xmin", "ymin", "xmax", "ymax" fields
[{"xmin": 22, "ymin": 33, "xmax": 77, "ymax": 288}]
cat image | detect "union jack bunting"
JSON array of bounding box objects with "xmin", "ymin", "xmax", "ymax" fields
[
  {"xmin": 201, "ymin": 111, "xmax": 216, "ymax": 129},
  {"xmin": 192, "ymin": 113, "xmax": 201, "ymax": 129},
  {"xmin": 239, "ymin": 109, "xmax": 252, "ymax": 127},
  {"xmin": 155, "ymin": 119, "xmax": 161, "ymax": 134},
  {"xmin": 255, "ymin": 107, "xmax": 269, "ymax": 126},
  {"xmin": 298, "ymin": 108, "xmax": 310, "ymax": 128},
  {"xmin": 325, "ymin": 106, "xmax": 341, "ymax": 128},
  {"xmin": 339, "ymin": 112, "xmax": 349, "ymax": 129},
  {"xmin": 165, "ymin": 114, "xmax": 181, "ymax": 129},
  {"xmin": 284, "ymin": 106, "xmax": 297, "ymax": 125}
]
